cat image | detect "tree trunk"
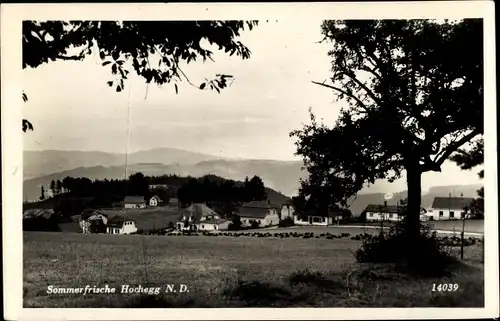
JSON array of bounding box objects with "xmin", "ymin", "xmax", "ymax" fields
[{"xmin": 405, "ymin": 166, "xmax": 422, "ymax": 241}]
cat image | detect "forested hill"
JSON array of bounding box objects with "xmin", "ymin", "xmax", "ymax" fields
[{"xmin": 24, "ymin": 173, "xmax": 291, "ymax": 214}]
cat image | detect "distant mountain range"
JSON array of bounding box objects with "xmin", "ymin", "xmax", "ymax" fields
[{"xmin": 23, "ymin": 148, "xmax": 483, "ymax": 215}]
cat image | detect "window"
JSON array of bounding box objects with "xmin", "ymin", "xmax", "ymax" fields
[
  {"xmin": 202, "ymin": 225, "xmax": 204, "ymax": 229},
  {"xmin": 461, "ymin": 211, "xmax": 466, "ymax": 218},
  {"xmin": 439, "ymin": 211, "xmax": 444, "ymax": 217},
  {"xmin": 450, "ymin": 211, "xmax": 455, "ymax": 218},
  {"xmin": 369, "ymin": 213, "xmax": 373, "ymax": 217},
  {"xmin": 388, "ymin": 214, "xmax": 393, "ymax": 219},
  {"xmin": 322, "ymin": 217, "xmax": 326, "ymax": 222},
  {"xmin": 214, "ymin": 226, "xmax": 217, "ymax": 230}
]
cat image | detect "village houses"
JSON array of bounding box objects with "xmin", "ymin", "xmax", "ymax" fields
[
  {"xmin": 124, "ymin": 196, "xmax": 146, "ymax": 209},
  {"xmin": 363, "ymin": 202, "xmax": 407, "ymax": 222},
  {"xmin": 430, "ymin": 196, "xmax": 474, "ymax": 220},
  {"xmin": 238, "ymin": 201, "xmax": 280, "ymax": 227},
  {"xmin": 176, "ymin": 203, "xmax": 230, "ymax": 231},
  {"xmin": 79, "ymin": 209, "xmax": 108, "ymax": 234},
  {"xmin": 280, "ymin": 202, "xmax": 295, "ymax": 220},
  {"xmin": 149, "ymin": 195, "xmax": 162, "ymax": 207},
  {"xmin": 106, "ymin": 217, "xmax": 138, "ymax": 234},
  {"xmin": 293, "ymin": 209, "xmax": 337, "ymax": 226}
]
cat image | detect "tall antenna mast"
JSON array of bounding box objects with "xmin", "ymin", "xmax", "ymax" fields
[{"xmin": 125, "ymin": 83, "xmax": 132, "ymax": 181}]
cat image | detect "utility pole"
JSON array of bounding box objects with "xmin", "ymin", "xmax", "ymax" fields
[{"xmin": 460, "ymin": 194, "xmax": 466, "ymax": 260}]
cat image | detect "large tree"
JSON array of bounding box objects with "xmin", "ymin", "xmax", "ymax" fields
[
  {"xmin": 22, "ymin": 20, "xmax": 258, "ymax": 131},
  {"xmin": 291, "ymin": 19, "xmax": 483, "ymax": 239}
]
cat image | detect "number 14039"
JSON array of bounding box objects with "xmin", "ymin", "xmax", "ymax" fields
[{"xmin": 432, "ymin": 283, "xmax": 459, "ymax": 292}]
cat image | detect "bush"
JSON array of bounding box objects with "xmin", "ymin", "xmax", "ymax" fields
[
  {"xmin": 354, "ymin": 220, "xmax": 457, "ymax": 277},
  {"xmin": 278, "ymin": 217, "xmax": 294, "ymax": 227},
  {"xmin": 250, "ymin": 221, "xmax": 260, "ymax": 229}
]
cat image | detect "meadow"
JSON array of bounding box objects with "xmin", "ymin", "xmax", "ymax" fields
[{"xmin": 24, "ymin": 231, "xmax": 484, "ymax": 308}]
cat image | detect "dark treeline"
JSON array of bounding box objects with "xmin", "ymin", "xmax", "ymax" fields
[{"xmin": 40, "ymin": 173, "xmax": 267, "ymax": 215}]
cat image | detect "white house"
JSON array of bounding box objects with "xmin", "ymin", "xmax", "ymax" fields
[
  {"xmin": 431, "ymin": 197, "xmax": 474, "ymax": 220},
  {"xmin": 176, "ymin": 203, "xmax": 228, "ymax": 231},
  {"xmin": 106, "ymin": 217, "xmax": 138, "ymax": 234},
  {"xmin": 293, "ymin": 210, "xmax": 335, "ymax": 226},
  {"xmin": 238, "ymin": 201, "xmax": 280, "ymax": 228},
  {"xmin": 364, "ymin": 202, "xmax": 429, "ymax": 222},
  {"xmin": 280, "ymin": 203, "xmax": 295, "ymax": 220},
  {"xmin": 149, "ymin": 195, "xmax": 162, "ymax": 207},
  {"xmin": 124, "ymin": 196, "xmax": 146, "ymax": 209},
  {"xmin": 364, "ymin": 203, "xmax": 405, "ymax": 222},
  {"xmin": 79, "ymin": 209, "xmax": 108, "ymax": 234}
]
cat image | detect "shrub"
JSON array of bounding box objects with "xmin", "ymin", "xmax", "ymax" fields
[
  {"xmin": 250, "ymin": 221, "xmax": 260, "ymax": 229},
  {"xmin": 278, "ymin": 217, "xmax": 294, "ymax": 228},
  {"xmin": 354, "ymin": 220, "xmax": 457, "ymax": 277}
]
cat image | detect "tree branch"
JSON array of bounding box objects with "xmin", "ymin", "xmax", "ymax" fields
[
  {"xmin": 339, "ymin": 72, "xmax": 383, "ymax": 106},
  {"xmin": 433, "ymin": 130, "xmax": 480, "ymax": 166},
  {"xmin": 55, "ymin": 55, "xmax": 83, "ymax": 61},
  {"xmin": 312, "ymin": 81, "xmax": 372, "ymax": 114}
]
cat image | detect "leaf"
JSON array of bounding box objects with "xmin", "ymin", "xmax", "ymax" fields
[
  {"xmin": 102, "ymin": 61, "xmax": 111, "ymax": 66},
  {"xmin": 199, "ymin": 83, "xmax": 206, "ymax": 90},
  {"xmin": 22, "ymin": 119, "xmax": 34, "ymax": 132},
  {"xmin": 116, "ymin": 85, "xmax": 122, "ymax": 92},
  {"xmin": 111, "ymin": 64, "xmax": 117, "ymax": 75},
  {"xmin": 112, "ymin": 50, "xmax": 119, "ymax": 61},
  {"xmin": 99, "ymin": 51, "xmax": 105, "ymax": 60},
  {"xmin": 107, "ymin": 81, "xmax": 113, "ymax": 87},
  {"xmin": 175, "ymin": 83, "xmax": 178, "ymax": 94}
]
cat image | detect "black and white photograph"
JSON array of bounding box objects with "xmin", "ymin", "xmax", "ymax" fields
[{"xmin": 2, "ymin": 2, "xmax": 498, "ymax": 319}]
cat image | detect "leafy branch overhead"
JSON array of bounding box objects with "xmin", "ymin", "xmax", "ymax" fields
[{"xmin": 23, "ymin": 20, "xmax": 258, "ymax": 94}]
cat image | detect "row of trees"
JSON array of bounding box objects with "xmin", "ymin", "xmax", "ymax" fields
[
  {"xmin": 177, "ymin": 175, "xmax": 267, "ymax": 207},
  {"xmin": 39, "ymin": 172, "xmax": 267, "ymax": 212}
]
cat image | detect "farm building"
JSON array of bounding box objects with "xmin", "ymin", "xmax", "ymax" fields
[
  {"xmin": 293, "ymin": 209, "xmax": 334, "ymax": 226},
  {"xmin": 363, "ymin": 202, "xmax": 428, "ymax": 222},
  {"xmin": 79, "ymin": 209, "xmax": 109, "ymax": 234},
  {"xmin": 149, "ymin": 195, "xmax": 162, "ymax": 207},
  {"xmin": 363, "ymin": 203, "xmax": 405, "ymax": 222},
  {"xmin": 176, "ymin": 203, "xmax": 228, "ymax": 231},
  {"xmin": 124, "ymin": 196, "xmax": 146, "ymax": 209},
  {"xmin": 238, "ymin": 201, "xmax": 280, "ymax": 228},
  {"xmin": 168, "ymin": 198, "xmax": 179, "ymax": 208},
  {"xmin": 149, "ymin": 184, "xmax": 169, "ymax": 190},
  {"xmin": 106, "ymin": 217, "xmax": 138, "ymax": 234},
  {"xmin": 23, "ymin": 208, "xmax": 55, "ymax": 220},
  {"xmin": 431, "ymin": 196, "xmax": 474, "ymax": 220},
  {"xmin": 280, "ymin": 202, "xmax": 295, "ymax": 220}
]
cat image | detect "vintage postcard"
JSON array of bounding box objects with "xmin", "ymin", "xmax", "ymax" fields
[{"xmin": 1, "ymin": 2, "xmax": 498, "ymax": 320}]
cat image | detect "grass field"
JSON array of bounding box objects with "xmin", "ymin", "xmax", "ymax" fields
[{"xmin": 23, "ymin": 231, "xmax": 484, "ymax": 308}]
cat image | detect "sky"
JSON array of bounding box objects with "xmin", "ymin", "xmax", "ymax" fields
[
  {"xmin": 22, "ymin": 19, "xmax": 483, "ymax": 189},
  {"xmin": 23, "ymin": 20, "xmax": 338, "ymax": 160}
]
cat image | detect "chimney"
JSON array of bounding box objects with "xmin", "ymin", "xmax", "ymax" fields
[{"xmin": 384, "ymin": 201, "xmax": 387, "ymax": 206}]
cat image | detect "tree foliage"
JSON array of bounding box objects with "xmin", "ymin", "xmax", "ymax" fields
[
  {"xmin": 22, "ymin": 20, "xmax": 258, "ymax": 131},
  {"xmin": 291, "ymin": 19, "xmax": 483, "ymax": 237}
]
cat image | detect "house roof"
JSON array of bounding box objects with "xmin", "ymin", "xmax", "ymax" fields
[
  {"xmin": 241, "ymin": 200, "xmax": 279, "ymax": 209},
  {"xmin": 178, "ymin": 203, "xmax": 218, "ymax": 223},
  {"xmin": 23, "ymin": 208, "xmax": 55, "ymax": 219},
  {"xmin": 150, "ymin": 195, "xmax": 161, "ymax": 201},
  {"xmin": 107, "ymin": 217, "xmax": 134, "ymax": 228},
  {"xmin": 363, "ymin": 204, "xmax": 406, "ymax": 214},
  {"xmin": 201, "ymin": 219, "xmax": 230, "ymax": 225},
  {"xmin": 294, "ymin": 209, "xmax": 342, "ymax": 218},
  {"xmin": 431, "ymin": 197, "xmax": 474, "ymax": 210},
  {"xmin": 239, "ymin": 207, "xmax": 270, "ymax": 219},
  {"xmin": 81, "ymin": 209, "xmax": 109, "ymax": 220},
  {"xmin": 124, "ymin": 196, "xmax": 145, "ymax": 204}
]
